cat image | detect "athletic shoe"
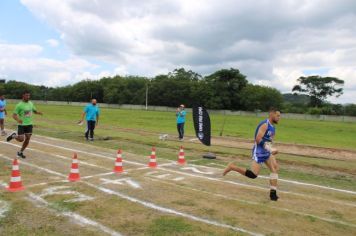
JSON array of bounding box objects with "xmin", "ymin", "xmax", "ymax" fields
[
  {"xmin": 89, "ymin": 138, "xmax": 94, "ymax": 142},
  {"xmin": 17, "ymin": 151, "xmax": 26, "ymax": 159},
  {"xmin": 270, "ymin": 189, "xmax": 279, "ymax": 201},
  {"xmin": 6, "ymin": 132, "xmax": 16, "ymax": 142}
]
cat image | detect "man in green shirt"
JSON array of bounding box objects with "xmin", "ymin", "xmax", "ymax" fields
[{"xmin": 6, "ymin": 91, "xmax": 43, "ymax": 159}]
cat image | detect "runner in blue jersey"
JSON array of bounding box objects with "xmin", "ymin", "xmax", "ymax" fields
[{"xmin": 223, "ymin": 107, "xmax": 281, "ymax": 201}]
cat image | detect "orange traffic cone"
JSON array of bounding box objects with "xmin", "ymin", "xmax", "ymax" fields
[
  {"xmin": 114, "ymin": 149, "xmax": 124, "ymax": 173},
  {"xmin": 148, "ymin": 147, "xmax": 157, "ymax": 168},
  {"xmin": 177, "ymin": 146, "xmax": 186, "ymax": 165},
  {"xmin": 6, "ymin": 158, "xmax": 25, "ymax": 192},
  {"xmin": 68, "ymin": 153, "xmax": 80, "ymax": 182}
]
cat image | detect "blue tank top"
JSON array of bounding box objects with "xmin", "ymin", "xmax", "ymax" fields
[{"xmin": 254, "ymin": 119, "xmax": 275, "ymax": 147}]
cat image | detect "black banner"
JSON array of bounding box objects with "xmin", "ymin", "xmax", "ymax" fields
[{"xmin": 192, "ymin": 105, "xmax": 211, "ymax": 146}]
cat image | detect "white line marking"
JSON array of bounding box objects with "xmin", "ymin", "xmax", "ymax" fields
[
  {"xmin": 28, "ymin": 140, "xmax": 145, "ymax": 167},
  {"xmin": 1, "ymin": 141, "xmax": 111, "ymax": 171},
  {"xmin": 54, "ymin": 154, "xmax": 112, "ymax": 171},
  {"xmin": 3, "ymin": 140, "xmax": 355, "ymax": 207},
  {"xmin": 209, "ymin": 162, "xmax": 226, "ymax": 167},
  {"xmin": 172, "ymin": 177, "xmax": 185, "ymax": 181},
  {"xmin": 155, "ymin": 174, "xmax": 171, "ymax": 179},
  {"xmin": 0, "ymin": 200, "xmax": 10, "ymax": 218},
  {"xmin": 156, "ymin": 167, "xmax": 356, "ymax": 208},
  {"xmin": 83, "ymin": 181, "xmax": 263, "ymax": 236},
  {"xmin": 0, "ymin": 154, "xmax": 262, "ymax": 236},
  {"xmin": 148, "ymin": 177, "xmax": 356, "ymax": 228},
  {"xmin": 27, "ymin": 192, "xmax": 122, "ymax": 236},
  {"xmin": 0, "ymin": 154, "xmax": 67, "ymax": 177},
  {"xmin": 26, "ymin": 139, "xmax": 356, "ymax": 195},
  {"xmin": 39, "ymin": 186, "xmax": 95, "ymax": 203},
  {"xmin": 100, "ymin": 178, "xmax": 142, "ymax": 189},
  {"xmin": 181, "ymin": 167, "xmax": 214, "ymax": 175},
  {"xmin": 178, "ymin": 161, "xmax": 356, "ymax": 196},
  {"xmin": 0, "ymin": 142, "xmax": 136, "ymax": 176},
  {"xmin": 27, "ymin": 180, "xmax": 69, "ymax": 188},
  {"xmin": 258, "ymin": 175, "xmax": 356, "ymax": 195},
  {"xmin": 81, "ymin": 172, "xmax": 116, "ymax": 179},
  {"xmin": 135, "ymin": 166, "xmax": 149, "ymax": 170},
  {"xmin": 8, "ymin": 134, "xmax": 356, "ymax": 229},
  {"xmin": 159, "ymin": 162, "xmax": 176, "ymax": 167},
  {"xmin": 145, "ymin": 171, "xmax": 160, "ymax": 176},
  {"xmin": 187, "ymin": 159, "xmax": 202, "ymax": 163},
  {"xmin": 23, "ymin": 141, "xmax": 356, "ymax": 204}
]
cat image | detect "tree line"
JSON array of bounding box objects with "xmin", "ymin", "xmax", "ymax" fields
[
  {"xmin": 0, "ymin": 68, "xmax": 283, "ymax": 111},
  {"xmin": 0, "ymin": 68, "xmax": 355, "ymax": 116}
]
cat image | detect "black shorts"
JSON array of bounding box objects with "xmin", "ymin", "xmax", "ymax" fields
[{"xmin": 18, "ymin": 125, "xmax": 33, "ymax": 135}]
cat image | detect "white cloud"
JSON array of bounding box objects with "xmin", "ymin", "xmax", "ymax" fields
[
  {"xmin": 0, "ymin": 42, "xmax": 102, "ymax": 87},
  {"xmin": 11, "ymin": 0, "xmax": 356, "ymax": 103},
  {"xmin": 46, "ymin": 39, "xmax": 59, "ymax": 47},
  {"xmin": 0, "ymin": 43, "xmax": 42, "ymax": 58}
]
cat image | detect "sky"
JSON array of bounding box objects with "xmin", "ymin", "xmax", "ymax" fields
[{"xmin": 0, "ymin": 0, "xmax": 356, "ymax": 103}]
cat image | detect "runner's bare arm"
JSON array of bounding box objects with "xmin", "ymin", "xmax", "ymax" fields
[
  {"xmin": 255, "ymin": 123, "xmax": 267, "ymax": 144},
  {"xmin": 12, "ymin": 113, "xmax": 22, "ymax": 124}
]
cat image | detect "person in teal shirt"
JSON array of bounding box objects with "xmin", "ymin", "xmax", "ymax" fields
[
  {"xmin": 79, "ymin": 99, "xmax": 100, "ymax": 141},
  {"xmin": 0, "ymin": 93, "xmax": 7, "ymax": 136},
  {"xmin": 6, "ymin": 91, "xmax": 43, "ymax": 159},
  {"xmin": 176, "ymin": 104, "xmax": 186, "ymax": 140}
]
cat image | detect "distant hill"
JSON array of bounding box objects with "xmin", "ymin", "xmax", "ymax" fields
[{"xmin": 283, "ymin": 93, "xmax": 310, "ymax": 105}]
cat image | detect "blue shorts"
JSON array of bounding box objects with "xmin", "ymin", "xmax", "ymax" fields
[
  {"xmin": 252, "ymin": 145, "xmax": 271, "ymax": 164},
  {"xmin": 0, "ymin": 112, "xmax": 5, "ymax": 119}
]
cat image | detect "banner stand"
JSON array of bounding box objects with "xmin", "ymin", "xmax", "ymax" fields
[{"xmin": 192, "ymin": 104, "xmax": 216, "ymax": 159}]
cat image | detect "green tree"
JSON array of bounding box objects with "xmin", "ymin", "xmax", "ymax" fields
[
  {"xmin": 47, "ymin": 86, "xmax": 72, "ymax": 102},
  {"xmin": 3, "ymin": 81, "xmax": 32, "ymax": 98},
  {"xmin": 292, "ymin": 76, "xmax": 344, "ymax": 107},
  {"xmin": 149, "ymin": 75, "xmax": 193, "ymax": 107},
  {"xmin": 168, "ymin": 68, "xmax": 202, "ymax": 81},
  {"xmin": 70, "ymin": 80, "xmax": 104, "ymax": 102},
  {"xmin": 240, "ymin": 84, "xmax": 283, "ymax": 111},
  {"xmin": 345, "ymin": 104, "xmax": 356, "ymax": 116},
  {"xmin": 0, "ymin": 83, "xmax": 4, "ymax": 95},
  {"xmin": 205, "ymin": 68, "xmax": 248, "ymax": 109}
]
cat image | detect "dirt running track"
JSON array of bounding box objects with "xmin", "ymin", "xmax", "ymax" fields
[
  {"xmin": 0, "ymin": 135, "xmax": 355, "ymax": 235},
  {"xmin": 97, "ymin": 125, "xmax": 356, "ymax": 161}
]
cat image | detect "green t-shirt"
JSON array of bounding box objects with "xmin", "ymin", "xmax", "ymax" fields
[{"xmin": 14, "ymin": 101, "xmax": 37, "ymax": 126}]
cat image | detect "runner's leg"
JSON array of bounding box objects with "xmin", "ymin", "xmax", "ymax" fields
[
  {"xmin": 21, "ymin": 133, "xmax": 32, "ymax": 152},
  {"xmin": 223, "ymin": 160, "xmax": 261, "ymax": 178},
  {"xmin": 265, "ymin": 155, "xmax": 279, "ymax": 201},
  {"xmin": 15, "ymin": 126, "xmax": 24, "ymax": 142}
]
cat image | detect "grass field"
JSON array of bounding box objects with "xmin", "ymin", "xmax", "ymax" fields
[
  {"xmin": 3, "ymin": 103, "xmax": 356, "ymax": 149},
  {"xmin": 0, "ymin": 103, "xmax": 356, "ymax": 235}
]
